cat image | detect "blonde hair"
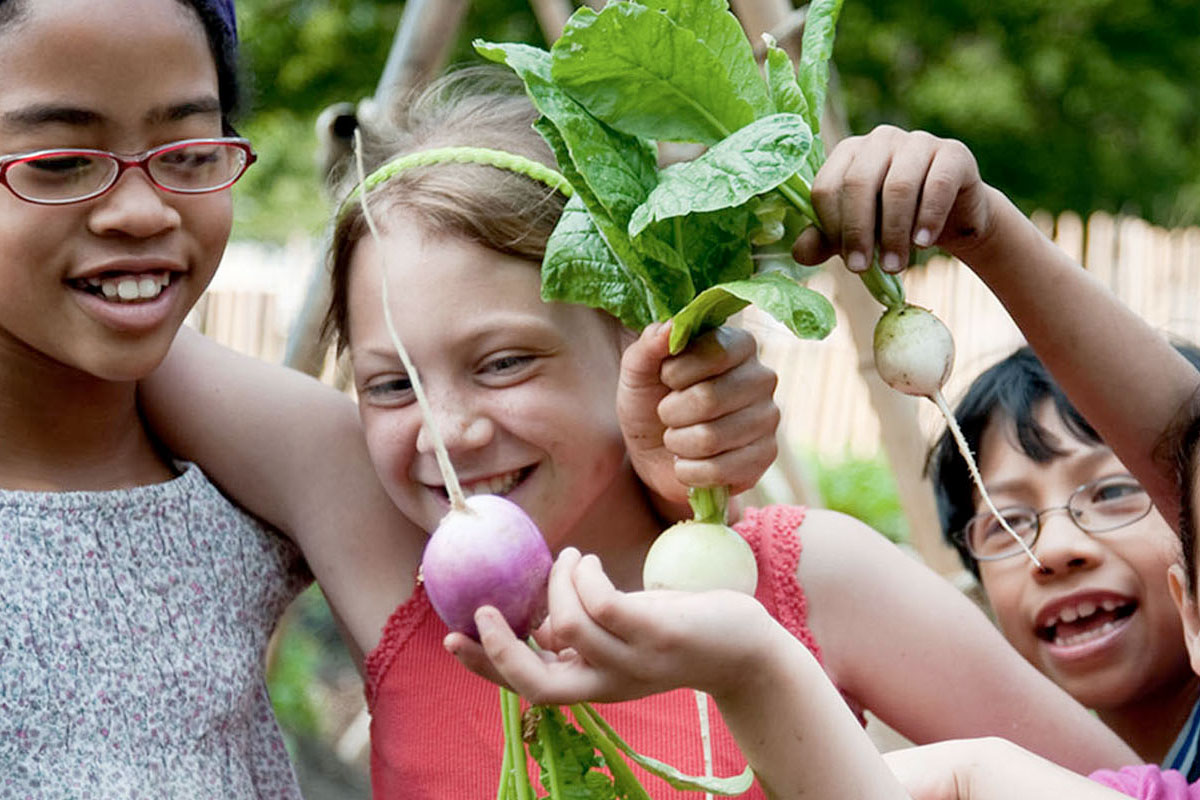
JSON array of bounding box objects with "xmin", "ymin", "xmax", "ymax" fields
[{"xmin": 323, "ymin": 66, "xmax": 569, "ymax": 350}]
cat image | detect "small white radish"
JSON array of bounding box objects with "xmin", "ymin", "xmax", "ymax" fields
[
  {"xmin": 872, "ymin": 303, "xmax": 1043, "ymax": 569},
  {"xmin": 642, "ymin": 521, "xmax": 758, "ymax": 595}
]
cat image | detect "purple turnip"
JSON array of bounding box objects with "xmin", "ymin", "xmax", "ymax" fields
[{"xmin": 421, "ymin": 494, "xmax": 551, "ymax": 640}]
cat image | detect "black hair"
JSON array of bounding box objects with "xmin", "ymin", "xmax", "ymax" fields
[
  {"xmin": 928, "ymin": 343, "xmax": 1200, "ymax": 577},
  {"xmin": 0, "ymin": 0, "xmax": 242, "ymax": 127},
  {"xmin": 1170, "ymin": 398, "xmax": 1200, "ymax": 596}
]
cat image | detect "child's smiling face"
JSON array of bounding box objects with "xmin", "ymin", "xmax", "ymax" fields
[
  {"xmin": 976, "ymin": 401, "xmax": 1191, "ymax": 712},
  {"xmin": 0, "ymin": 0, "xmax": 231, "ymax": 381},
  {"xmin": 347, "ymin": 218, "xmax": 647, "ymax": 554}
]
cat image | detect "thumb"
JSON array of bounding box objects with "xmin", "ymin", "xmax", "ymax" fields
[{"xmin": 619, "ymin": 321, "xmax": 671, "ymax": 392}]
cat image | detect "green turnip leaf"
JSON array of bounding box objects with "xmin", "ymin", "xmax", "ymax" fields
[
  {"xmin": 550, "ymin": 3, "xmax": 770, "ymax": 144},
  {"xmin": 543, "ymin": 196, "xmax": 659, "ymax": 331},
  {"xmin": 628, "ymin": 113, "xmax": 813, "ymax": 236},
  {"xmin": 669, "ymin": 271, "xmax": 836, "ymax": 353},
  {"xmin": 763, "ymin": 34, "xmax": 808, "ymax": 117},
  {"xmin": 797, "ymin": 0, "xmax": 845, "ymax": 135}
]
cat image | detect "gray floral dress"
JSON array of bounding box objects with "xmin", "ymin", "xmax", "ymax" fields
[{"xmin": 0, "ymin": 463, "xmax": 310, "ymax": 799}]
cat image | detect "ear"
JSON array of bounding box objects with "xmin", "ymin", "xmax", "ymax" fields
[{"xmin": 1167, "ymin": 563, "xmax": 1200, "ymax": 675}]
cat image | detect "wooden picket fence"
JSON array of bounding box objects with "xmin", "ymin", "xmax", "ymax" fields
[{"xmin": 190, "ymin": 210, "xmax": 1200, "ymax": 483}]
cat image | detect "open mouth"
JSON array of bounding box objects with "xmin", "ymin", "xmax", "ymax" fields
[
  {"xmin": 69, "ymin": 271, "xmax": 172, "ymax": 304},
  {"xmin": 433, "ymin": 465, "xmax": 534, "ymax": 501},
  {"xmin": 1036, "ymin": 598, "xmax": 1137, "ymax": 648}
]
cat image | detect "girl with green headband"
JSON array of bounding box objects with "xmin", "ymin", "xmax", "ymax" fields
[{"xmin": 144, "ymin": 67, "xmax": 1134, "ymax": 797}]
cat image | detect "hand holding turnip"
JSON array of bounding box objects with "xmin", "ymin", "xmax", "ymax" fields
[
  {"xmin": 618, "ymin": 321, "xmax": 780, "ymax": 506},
  {"xmin": 790, "ymin": 125, "xmax": 999, "ymax": 276},
  {"xmin": 449, "ymin": 547, "xmax": 776, "ymax": 708},
  {"xmin": 791, "ymin": 124, "xmax": 1042, "ymax": 567}
]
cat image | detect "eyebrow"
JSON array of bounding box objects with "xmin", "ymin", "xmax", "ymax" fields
[
  {"xmin": 1, "ymin": 96, "xmax": 221, "ymax": 131},
  {"xmin": 983, "ymin": 448, "xmax": 1118, "ymax": 499}
]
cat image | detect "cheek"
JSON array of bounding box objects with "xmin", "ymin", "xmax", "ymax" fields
[{"xmin": 979, "ymin": 570, "xmax": 1031, "ymax": 641}]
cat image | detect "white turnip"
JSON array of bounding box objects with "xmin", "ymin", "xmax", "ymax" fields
[
  {"xmin": 872, "ymin": 302, "xmax": 1042, "ymax": 568},
  {"xmin": 642, "ymin": 521, "xmax": 758, "ymax": 595}
]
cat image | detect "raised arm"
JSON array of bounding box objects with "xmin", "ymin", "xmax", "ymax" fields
[
  {"xmin": 798, "ymin": 508, "xmax": 1139, "ymax": 774},
  {"xmin": 140, "ymin": 326, "xmax": 424, "ymax": 665},
  {"xmin": 792, "ymin": 125, "xmax": 1200, "ymax": 527}
]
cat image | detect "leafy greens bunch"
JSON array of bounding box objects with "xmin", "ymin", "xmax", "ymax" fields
[{"xmin": 476, "ymin": 0, "xmax": 907, "ymax": 536}]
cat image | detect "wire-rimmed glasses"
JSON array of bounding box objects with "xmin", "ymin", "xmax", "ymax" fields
[
  {"xmin": 0, "ymin": 137, "xmax": 256, "ymax": 205},
  {"xmin": 957, "ymin": 474, "xmax": 1154, "ymax": 562}
]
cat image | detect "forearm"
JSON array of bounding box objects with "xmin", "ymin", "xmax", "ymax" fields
[
  {"xmin": 712, "ymin": 625, "xmax": 910, "ymax": 800},
  {"xmin": 960, "ymin": 189, "xmax": 1200, "ymax": 525},
  {"xmin": 885, "ymin": 738, "xmax": 1133, "ymax": 800}
]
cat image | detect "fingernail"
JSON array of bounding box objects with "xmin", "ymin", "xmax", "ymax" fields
[
  {"xmin": 881, "ymin": 252, "xmax": 901, "ymax": 272},
  {"xmin": 913, "ymin": 229, "xmax": 932, "ymax": 247},
  {"xmin": 846, "ymin": 251, "xmax": 867, "ymax": 272}
]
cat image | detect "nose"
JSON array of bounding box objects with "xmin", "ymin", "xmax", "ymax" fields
[
  {"xmin": 87, "ymin": 169, "xmax": 181, "ymax": 239},
  {"xmin": 1031, "ymin": 507, "xmax": 1104, "ymax": 577},
  {"xmin": 415, "ymin": 393, "xmax": 494, "ymax": 456}
]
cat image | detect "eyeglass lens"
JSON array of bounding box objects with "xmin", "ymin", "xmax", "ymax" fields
[
  {"xmin": 6, "ymin": 142, "xmax": 247, "ymax": 203},
  {"xmin": 965, "ymin": 475, "xmax": 1151, "ymax": 560}
]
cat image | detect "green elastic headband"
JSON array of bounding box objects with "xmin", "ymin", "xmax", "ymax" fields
[{"xmin": 340, "ymin": 145, "xmax": 574, "ymax": 217}]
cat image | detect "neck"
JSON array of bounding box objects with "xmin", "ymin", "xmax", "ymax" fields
[
  {"xmin": 0, "ymin": 344, "xmax": 171, "ymax": 491},
  {"xmin": 1097, "ymin": 673, "xmax": 1200, "ymax": 763},
  {"xmin": 564, "ymin": 463, "xmax": 669, "ymax": 592}
]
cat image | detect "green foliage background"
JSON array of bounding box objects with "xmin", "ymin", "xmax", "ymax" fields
[{"xmin": 230, "ymin": 0, "xmax": 1199, "ymax": 243}]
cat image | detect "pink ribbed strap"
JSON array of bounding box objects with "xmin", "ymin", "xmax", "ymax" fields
[{"xmin": 364, "ymin": 586, "xmax": 430, "ymax": 709}]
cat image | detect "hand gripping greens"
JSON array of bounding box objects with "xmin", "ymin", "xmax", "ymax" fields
[{"xmin": 478, "ymin": 0, "xmax": 1040, "ymax": 571}]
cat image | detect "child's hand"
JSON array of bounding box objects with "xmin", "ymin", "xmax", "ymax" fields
[
  {"xmin": 883, "ymin": 738, "xmax": 1131, "ymax": 800},
  {"xmin": 445, "ymin": 547, "xmax": 777, "ymax": 705},
  {"xmin": 617, "ymin": 322, "xmax": 779, "ymax": 505},
  {"xmin": 791, "ymin": 124, "xmax": 1001, "ymax": 275}
]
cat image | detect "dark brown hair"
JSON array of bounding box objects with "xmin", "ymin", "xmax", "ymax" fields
[{"xmin": 322, "ymin": 66, "xmax": 569, "ymax": 351}]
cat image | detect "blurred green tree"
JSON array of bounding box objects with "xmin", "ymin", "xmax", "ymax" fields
[{"xmin": 230, "ymin": 0, "xmax": 1200, "ymax": 241}]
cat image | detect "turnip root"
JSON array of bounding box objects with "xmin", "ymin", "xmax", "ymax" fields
[
  {"xmin": 642, "ymin": 521, "xmax": 758, "ymax": 595},
  {"xmin": 422, "ymin": 494, "xmax": 552, "ymax": 640},
  {"xmin": 872, "ymin": 303, "xmax": 1043, "ymax": 568}
]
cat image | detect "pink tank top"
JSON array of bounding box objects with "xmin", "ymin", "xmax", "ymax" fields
[{"xmin": 364, "ymin": 505, "xmax": 825, "ymax": 799}]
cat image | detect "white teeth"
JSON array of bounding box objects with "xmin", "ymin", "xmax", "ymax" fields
[
  {"xmin": 87, "ymin": 273, "xmax": 169, "ymax": 303},
  {"xmin": 1055, "ymin": 620, "xmax": 1118, "ymax": 648},
  {"xmin": 1051, "ymin": 599, "xmax": 1124, "ymax": 627},
  {"xmin": 460, "ymin": 470, "xmax": 523, "ymax": 498}
]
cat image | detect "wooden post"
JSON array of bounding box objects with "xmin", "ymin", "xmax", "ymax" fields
[
  {"xmin": 530, "ymin": 0, "xmax": 575, "ymax": 42},
  {"xmin": 283, "ymin": 0, "xmax": 469, "ymax": 375}
]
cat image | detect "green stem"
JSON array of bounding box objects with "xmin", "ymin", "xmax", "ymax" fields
[
  {"xmin": 496, "ymin": 732, "xmax": 512, "ymax": 800},
  {"xmin": 688, "ymin": 486, "xmax": 729, "ymax": 525},
  {"xmin": 538, "ymin": 709, "xmax": 566, "ymax": 800},
  {"xmin": 501, "ymin": 688, "xmax": 533, "ymax": 800},
  {"xmin": 775, "ymin": 175, "xmax": 907, "ymax": 311},
  {"xmin": 570, "ymin": 704, "xmax": 654, "ymax": 800},
  {"xmin": 857, "ymin": 259, "xmax": 906, "ymax": 310}
]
